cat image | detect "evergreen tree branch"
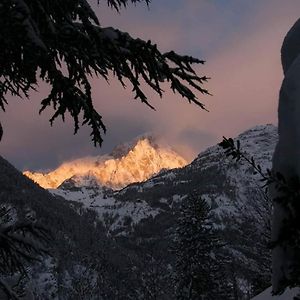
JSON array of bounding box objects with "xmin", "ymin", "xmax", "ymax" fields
[
  {"xmin": 104, "ymin": 0, "xmax": 150, "ymax": 11},
  {"xmin": 0, "ymin": 207, "xmax": 51, "ymax": 277},
  {"xmin": 219, "ymin": 137, "xmax": 284, "ymax": 189},
  {"xmin": 0, "ymin": 278, "xmax": 20, "ymax": 300},
  {"xmin": 0, "ymin": 0, "xmax": 209, "ymax": 146}
]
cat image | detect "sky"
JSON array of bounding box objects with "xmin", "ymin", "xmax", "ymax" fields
[{"xmin": 1, "ymin": 0, "xmax": 300, "ymax": 171}]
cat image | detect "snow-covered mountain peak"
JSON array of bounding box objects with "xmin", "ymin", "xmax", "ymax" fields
[
  {"xmin": 23, "ymin": 135, "xmax": 187, "ymax": 190},
  {"xmin": 194, "ymin": 123, "xmax": 277, "ymax": 164},
  {"xmin": 236, "ymin": 124, "xmax": 277, "ymax": 147},
  {"xmin": 110, "ymin": 133, "xmax": 164, "ymax": 158}
]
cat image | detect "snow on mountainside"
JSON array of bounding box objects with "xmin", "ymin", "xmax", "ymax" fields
[
  {"xmin": 113, "ymin": 124, "xmax": 277, "ymax": 235},
  {"xmin": 50, "ymin": 124, "xmax": 277, "ymax": 236},
  {"xmin": 24, "ymin": 135, "xmax": 187, "ymax": 190},
  {"xmin": 49, "ymin": 124, "xmax": 278, "ymax": 298}
]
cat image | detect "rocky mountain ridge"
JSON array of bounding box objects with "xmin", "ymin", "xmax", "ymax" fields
[
  {"xmin": 52, "ymin": 124, "xmax": 276, "ymax": 234},
  {"xmin": 24, "ymin": 135, "xmax": 187, "ymax": 190}
]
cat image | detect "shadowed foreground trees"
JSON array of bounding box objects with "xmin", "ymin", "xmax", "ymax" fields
[
  {"xmin": 0, "ymin": 206, "xmax": 50, "ymax": 299},
  {"xmin": 174, "ymin": 194, "xmax": 233, "ymax": 300},
  {"xmin": 0, "ymin": 0, "xmax": 209, "ymax": 145}
]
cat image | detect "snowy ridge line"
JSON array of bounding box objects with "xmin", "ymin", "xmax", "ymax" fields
[{"xmin": 24, "ymin": 135, "xmax": 187, "ymax": 190}]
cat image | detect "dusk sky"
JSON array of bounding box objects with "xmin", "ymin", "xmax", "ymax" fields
[{"xmin": 1, "ymin": 0, "xmax": 300, "ymax": 171}]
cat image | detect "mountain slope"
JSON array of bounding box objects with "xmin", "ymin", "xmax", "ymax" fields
[
  {"xmin": 0, "ymin": 156, "xmax": 143, "ymax": 299},
  {"xmin": 24, "ymin": 135, "xmax": 187, "ymax": 190},
  {"xmin": 251, "ymin": 286, "xmax": 300, "ymax": 300}
]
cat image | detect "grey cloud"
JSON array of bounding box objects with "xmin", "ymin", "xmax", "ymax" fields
[{"xmin": 0, "ymin": 110, "xmax": 152, "ymax": 171}]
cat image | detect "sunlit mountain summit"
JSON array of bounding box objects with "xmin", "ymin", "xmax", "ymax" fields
[{"xmin": 24, "ymin": 134, "xmax": 187, "ymax": 190}]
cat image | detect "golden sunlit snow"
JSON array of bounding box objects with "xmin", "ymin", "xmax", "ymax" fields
[{"xmin": 24, "ymin": 138, "xmax": 187, "ymax": 189}]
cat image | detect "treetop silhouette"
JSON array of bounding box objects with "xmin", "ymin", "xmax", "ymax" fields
[{"xmin": 0, "ymin": 0, "xmax": 209, "ymax": 145}]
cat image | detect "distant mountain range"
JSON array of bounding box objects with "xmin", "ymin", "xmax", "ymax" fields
[{"xmin": 1, "ymin": 124, "xmax": 277, "ymax": 299}]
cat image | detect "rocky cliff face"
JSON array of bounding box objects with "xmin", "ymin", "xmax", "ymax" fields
[{"xmin": 24, "ymin": 135, "xmax": 187, "ymax": 190}]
